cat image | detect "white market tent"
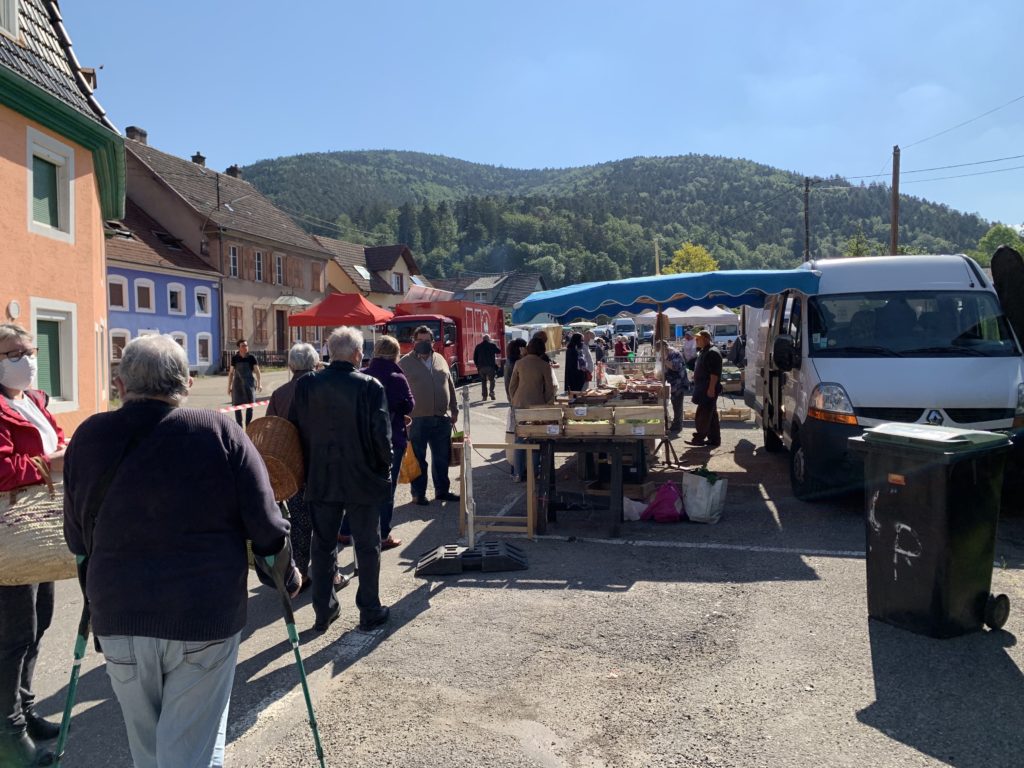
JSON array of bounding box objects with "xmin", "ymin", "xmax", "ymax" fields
[{"xmin": 630, "ymin": 305, "xmax": 737, "ymax": 326}]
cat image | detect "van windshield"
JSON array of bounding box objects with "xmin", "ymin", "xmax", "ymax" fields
[
  {"xmin": 388, "ymin": 320, "xmax": 439, "ymax": 345},
  {"xmin": 807, "ymin": 291, "xmax": 1020, "ymax": 358},
  {"xmin": 613, "ymin": 319, "xmax": 636, "ymax": 332}
]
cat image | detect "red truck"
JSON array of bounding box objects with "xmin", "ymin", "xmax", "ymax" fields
[{"xmin": 385, "ymin": 300, "xmax": 505, "ymax": 384}]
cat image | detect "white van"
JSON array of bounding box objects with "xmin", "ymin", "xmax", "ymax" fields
[{"xmin": 745, "ymin": 255, "xmax": 1024, "ymax": 500}]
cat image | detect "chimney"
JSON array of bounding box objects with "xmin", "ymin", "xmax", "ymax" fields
[
  {"xmin": 225, "ymin": 164, "xmax": 241, "ymax": 179},
  {"xmin": 125, "ymin": 125, "xmax": 147, "ymax": 144},
  {"xmin": 191, "ymin": 151, "xmax": 206, "ymax": 167}
]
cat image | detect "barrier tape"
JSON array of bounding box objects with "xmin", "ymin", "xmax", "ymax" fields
[{"xmin": 219, "ymin": 400, "xmax": 270, "ymax": 413}]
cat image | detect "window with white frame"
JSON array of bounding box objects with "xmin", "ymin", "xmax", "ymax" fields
[
  {"xmin": 274, "ymin": 254, "xmax": 284, "ymax": 285},
  {"xmin": 194, "ymin": 286, "xmax": 211, "ymax": 317},
  {"xmin": 107, "ymin": 275, "xmax": 129, "ymax": 311},
  {"xmin": 27, "ymin": 128, "xmax": 75, "ymax": 243},
  {"xmin": 167, "ymin": 282, "xmax": 185, "ymax": 315},
  {"xmin": 0, "ymin": 0, "xmax": 20, "ymax": 39},
  {"xmin": 392, "ymin": 272, "xmax": 404, "ymax": 293},
  {"xmin": 171, "ymin": 332, "xmax": 187, "ymax": 352},
  {"xmin": 196, "ymin": 333, "xmax": 212, "ymax": 365},
  {"xmin": 110, "ymin": 329, "xmax": 130, "ymax": 361},
  {"xmin": 134, "ymin": 278, "xmax": 155, "ymax": 313},
  {"xmin": 229, "ymin": 245, "xmax": 239, "ymax": 278},
  {"xmin": 31, "ymin": 298, "xmax": 77, "ymax": 411},
  {"xmin": 255, "ymin": 251, "xmax": 264, "ymax": 282}
]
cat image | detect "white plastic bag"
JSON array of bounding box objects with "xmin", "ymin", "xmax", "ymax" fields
[
  {"xmin": 681, "ymin": 472, "xmax": 728, "ymax": 524},
  {"xmin": 623, "ymin": 496, "xmax": 647, "ymax": 522}
]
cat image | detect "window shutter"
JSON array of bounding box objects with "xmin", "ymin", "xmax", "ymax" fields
[
  {"xmin": 32, "ymin": 156, "xmax": 59, "ymax": 227},
  {"xmin": 36, "ymin": 320, "xmax": 62, "ymax": 397}
]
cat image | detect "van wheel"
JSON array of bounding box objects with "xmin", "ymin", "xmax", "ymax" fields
[
  {"xmin": 763, "ymin": 424, "xmax": 784, "ymax": 453},
  {"xmin": 789, "ymin": 437, "xmax": 822, "ymax": 501}
]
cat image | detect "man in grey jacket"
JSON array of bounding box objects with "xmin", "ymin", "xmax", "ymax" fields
[
  {"xmin": 289, "ymin": 327, "xmax": 392, "ymax": 633},
  {"xmin": 399, "ymin": 327, "xmax": 460, "ymax": 506}
]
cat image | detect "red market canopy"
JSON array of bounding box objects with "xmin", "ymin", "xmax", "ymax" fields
[{"xmin": 287, "ymin": 292, "xmax": 393, "ymax": 327}]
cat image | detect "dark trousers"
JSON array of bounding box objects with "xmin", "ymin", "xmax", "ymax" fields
[
  {"xmin": 285, "ymin": 490, "xmax": 312, "ymax": 576},
  {"xmin": 409, "ymin": 416, "xmax": 452, "ymax": 499},
  {"xmin": 340, "ymin": 445, "xmax": 404, "ymax": 540},
  {"xmin": 478, "ymin": 366, "xmax": 496, "ymax": 398},
  {"xmin": 232, "ymin": 384, "xmax": 255, "ymax": 427},
  {"xmin": 694, "ymin": 398, "xmax": 721, "ymax": 444},
  {"xmin": 0, "ymin": 582, "xmax": 54, "ymax": 733},
  {"xmin": 670, "ymin": 389, "xmax": 685, "ymax": 432},
  {"xmin": 308, "ymin": 502, "xmax": 381, "ymax": 623}
]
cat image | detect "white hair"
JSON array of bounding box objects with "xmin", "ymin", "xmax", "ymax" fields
[
  {"xmin": 327, "ymin": 327, "xmax": 364, "ymax": 361},
  {"xmin": 118, "ymin": 335, "xmax": 190, "ymax": 405},
  {"xmin": 287, "ymin": 342, "xmax": 319, "ymax": 372}
]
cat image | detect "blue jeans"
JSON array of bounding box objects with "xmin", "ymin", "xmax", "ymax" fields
[
  {"xmin": 514, "ymin": 435, "xmax": 540, "ymax": 481},
  {"xmin": 409, "ymin": 416, "xmax": 453, "ymax": 499},
  {"xmin": 97, "ymin": 633, "xmax": 241, "ymax": 768},
  {"xmin": 340, "ymin": 444, "xmax": 403, "ymax": 539}
]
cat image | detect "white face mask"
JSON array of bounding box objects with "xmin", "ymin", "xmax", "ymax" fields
[{"xmin": 0, "ymin": 355, "xmax": 37, "ymax": 391}]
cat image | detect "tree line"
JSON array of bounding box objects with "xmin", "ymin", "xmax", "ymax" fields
[{"xmin": 241, "ymin": 151, "xmax": 1004, "ymax": 287}]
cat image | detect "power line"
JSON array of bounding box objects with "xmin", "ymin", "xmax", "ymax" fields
[
  {"xmin": 903, "ymin": 93, "xmax": 1024, "ymax": 149},
  {"xmin": 716, "ymin": 183, "xmax": 802, "ymax": 228},
  {"xmin": 900, "ymin": 163, "xmax": 1024, "ymax": 185},
  {"xmin": 841, "ymin": 152, "xmax": 1024, "ymax": 181}
]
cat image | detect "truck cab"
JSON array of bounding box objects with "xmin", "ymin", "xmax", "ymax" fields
[{"xmin": 745, "ymin": 255, "xmax": 1024, "ymax": 500}]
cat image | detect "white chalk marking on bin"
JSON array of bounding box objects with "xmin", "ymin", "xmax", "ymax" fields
[{"xmin": 893, "ymin": 522, "xmax": 922, "ymax": 582}]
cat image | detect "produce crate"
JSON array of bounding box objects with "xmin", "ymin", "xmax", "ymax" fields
[
  {"xmin": 614, "ymin": 405, "xmax": 666, "ymax": 437},
  {"xmin": 515, "ymin": 406, "xmax": 563, "ymax": 437},
  {"xmin": 585, "ymin": 478, "xmax": 657, "ymax": 501},
  {"xmin": 719, "ymin": 406, "xmax": 751, "ymax": 422},
  {"xmin": 563, "ymin": 405, "xmax": 615, "ymax": 436}
]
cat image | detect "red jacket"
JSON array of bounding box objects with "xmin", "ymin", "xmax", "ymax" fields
[{"xmin": 0, "ymin": 390, "xmax": 67, "ymax": 492}]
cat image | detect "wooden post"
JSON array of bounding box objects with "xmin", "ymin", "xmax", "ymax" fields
[{"xmin": 889, "ymin": 145, "xmax": 901, "ymax": 255}]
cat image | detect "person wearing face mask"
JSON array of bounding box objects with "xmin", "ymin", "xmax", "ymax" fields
[{"xmin": 0, "ymin": 323, "xmax": 67, "ymax": 767}]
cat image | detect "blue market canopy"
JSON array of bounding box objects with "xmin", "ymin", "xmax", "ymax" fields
[{"xmin": 511, "ymin": 268, "xmax": 821, "ymax": 324}]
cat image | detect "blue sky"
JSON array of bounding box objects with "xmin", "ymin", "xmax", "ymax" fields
[{"xmin": 64, "ymin": 1, "xmax": 1023, "ymax": 226}]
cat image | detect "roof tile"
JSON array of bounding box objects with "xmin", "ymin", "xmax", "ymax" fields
[{"xmin": 106, "ymin": 199, "xmax": 219, "ymax": 275}]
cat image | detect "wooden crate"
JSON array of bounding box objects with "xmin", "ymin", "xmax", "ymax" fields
[
  {"xmin": 586, "ymin": 479, "xmax": 657, "ymax": 501},
  {"xmin": 515, "ymin": 406, "xmax": 563, "ymax": 438},
  {"xmin": 614, "ymin": 405, "xmax": 666, "ymax": 437},
  {"xmin": 720, "ymin": 406, "xmax": 751, "ymax": 422},
  {"xmin": 563, "ymin": 405, "xmax": 615, "ymax": 437}
]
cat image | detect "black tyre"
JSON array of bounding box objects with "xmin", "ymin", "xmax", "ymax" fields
[
  {"xmin": 763, "ymin": 423, "xmax": 785, "ymax": 453},
  {"xmin": 985, "ymin": 594, "xmax": 1010, "ymax": 630},
  {"xmin": 789, "ymin": 436, "xmax": 822, "ymax": 502}
]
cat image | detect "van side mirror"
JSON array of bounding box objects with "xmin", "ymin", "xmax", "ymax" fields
[{"xmin": 773, "ymin": 334, "xmax": 799, "ymax": 372}]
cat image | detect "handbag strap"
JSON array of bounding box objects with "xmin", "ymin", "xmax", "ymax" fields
[{"xmin": 81, "ymin": 407, "xmax": 167, "ymax": 557}]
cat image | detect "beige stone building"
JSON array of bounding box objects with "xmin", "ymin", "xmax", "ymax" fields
[{"xmin": 316, "ymin": 236, "xmax": 425, "ymax": 310}]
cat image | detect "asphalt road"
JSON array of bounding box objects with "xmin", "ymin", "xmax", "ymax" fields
[{"xmin": 32, "ymin": 363, "xmax": 1024, "ymax": 767}]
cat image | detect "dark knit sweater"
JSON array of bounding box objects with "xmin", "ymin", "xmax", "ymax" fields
[{"xmin": 63, "ymin": 399, "xmax": 289, "ymax": 641}]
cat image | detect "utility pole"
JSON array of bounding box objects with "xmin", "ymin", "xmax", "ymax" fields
[
  {"xmin": 654, "ymin": 237, "xmax": 661, "ymax": 275},
  {"xmin": 803, "ymin": 177, "xmax": 810, "ymax": 260},
  {"xmin": 889, "ymin": 145, "xmax": 900, "ymax": 255}
]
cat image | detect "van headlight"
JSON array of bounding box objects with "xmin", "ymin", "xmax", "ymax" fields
[{"xmin": 808, "ymin": 383, "xmax": 858, "ymax": 426}]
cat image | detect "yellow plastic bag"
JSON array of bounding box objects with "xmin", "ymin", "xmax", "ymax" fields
[{"xmin": 398, "ymin": 442, "xmax": 421, "ymax": 484}]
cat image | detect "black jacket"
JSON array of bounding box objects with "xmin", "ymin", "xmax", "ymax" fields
[
  {"xmin": 473, "ymin": 339, "xmax": 500, "ymax": 369},
  {"xmin": 289, "ymin": 361, "xmax": 392, "ymax": 505}
]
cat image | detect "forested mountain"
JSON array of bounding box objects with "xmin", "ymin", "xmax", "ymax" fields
[{"xmin": 241, "ymin": 150, "xmax": 991, "ymax": 287}]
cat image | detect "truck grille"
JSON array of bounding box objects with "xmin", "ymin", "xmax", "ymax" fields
[{"xmin": 855, "ymin": 407, "xmax": 924, "ymax": 423}]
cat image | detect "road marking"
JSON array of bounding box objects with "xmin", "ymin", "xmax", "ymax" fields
[
  {"xmin": 528, "ymin": 534, "xmax": 866, "ymax": 559},
  {"xmin": 758, "ymin": 483, "xmax": 782, "ymax": 530},
  {"xmin": 497, "ymin": 491, "xmax": 525, "ymax": 517}
]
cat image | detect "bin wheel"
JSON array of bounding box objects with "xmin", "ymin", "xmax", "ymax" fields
[{"xmin": 985, "ymin": 594, "xmax": 1010, "ymax": 630}]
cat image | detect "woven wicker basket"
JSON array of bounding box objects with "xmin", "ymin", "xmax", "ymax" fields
[
  {"xmin": 0, "ymin": 477, "xmax": 77, "ymax": 585},
  {"xmin": 246, "ymin": 417, "xmax": 305, "ymax": 502}
]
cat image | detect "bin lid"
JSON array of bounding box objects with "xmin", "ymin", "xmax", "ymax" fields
[{"xmin": 861, "ymin": 423, "xmax": 1011, "ymax": 453}]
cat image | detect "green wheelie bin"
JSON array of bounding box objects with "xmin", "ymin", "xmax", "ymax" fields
[{"xmin": 849, "ymin": 423, "xmax": 1012, "ymax": 638}]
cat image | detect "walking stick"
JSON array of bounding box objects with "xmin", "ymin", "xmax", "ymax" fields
[
  {"xmin": 55, "ymin": 556, "xmax": 90, "ymax": 765},
  {"xmin": 261, "ymin": 551, "xmax": 327, "ymax": 768}
]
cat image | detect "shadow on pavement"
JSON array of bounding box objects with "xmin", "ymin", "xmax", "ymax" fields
[{"xmin": 857, "ymin": 620, "xmax": 1024, "ymax": 767}]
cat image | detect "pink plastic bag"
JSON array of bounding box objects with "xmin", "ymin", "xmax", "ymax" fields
[{"xmin": 640, "ymin": 482, "xmax": 684, "ymax": 523}]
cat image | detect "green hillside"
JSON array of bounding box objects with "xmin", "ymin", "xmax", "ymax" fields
[{"xmin": 241, "ymin": 150, "xmax": 991, "ymax": 286}]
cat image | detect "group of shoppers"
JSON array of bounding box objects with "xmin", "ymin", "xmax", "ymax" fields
[{"xmin": 0, "ymin": 317, "xmax": 468, "ymax": 767}]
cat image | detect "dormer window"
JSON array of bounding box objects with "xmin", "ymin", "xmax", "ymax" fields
[{"xmin": 153, "ymin": 230, "xmax": 182, "ymax": 250}]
